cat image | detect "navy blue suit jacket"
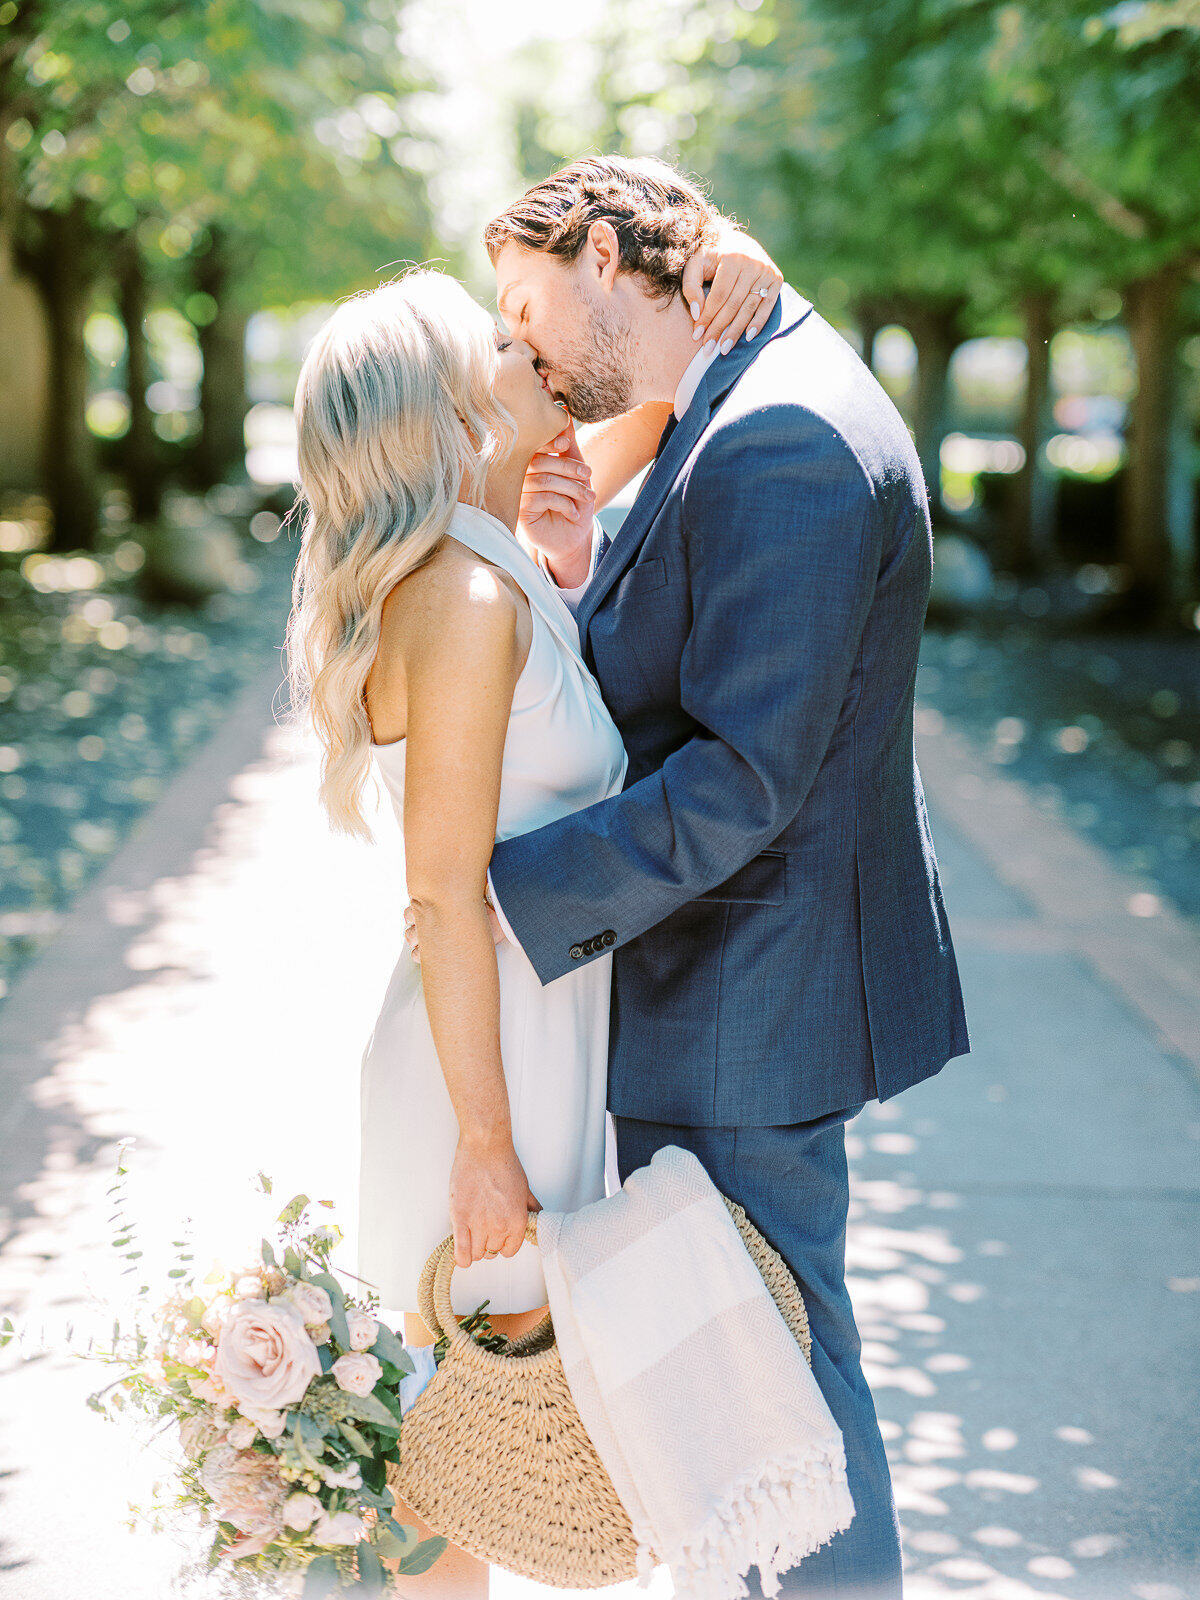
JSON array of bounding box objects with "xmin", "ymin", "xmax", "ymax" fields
[{"xmin": 490, "ymin": 287, "xmax": 969, "ymax": 1126}]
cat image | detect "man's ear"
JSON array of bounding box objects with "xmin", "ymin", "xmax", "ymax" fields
[{"xmin": 584, "ymin": 221, "xmax": 622, "ymax": 293}]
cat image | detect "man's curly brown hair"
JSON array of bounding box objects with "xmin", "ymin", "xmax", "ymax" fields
[{"xmin": 483, "ymin": 156, "xmax": 723, "ymax": 304}]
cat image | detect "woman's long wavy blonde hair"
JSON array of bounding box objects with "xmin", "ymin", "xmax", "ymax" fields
[{"xmin": 287, "ymin": 270, "xmax": 516, "ymax": 838}]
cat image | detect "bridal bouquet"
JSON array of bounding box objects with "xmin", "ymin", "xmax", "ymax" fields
[{"xmin": 89, "ymin": 1174, "xmax": 448, "ymax": 1596}]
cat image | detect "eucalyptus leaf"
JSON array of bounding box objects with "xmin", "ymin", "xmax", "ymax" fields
[
  {"xmin": 278, "ymin": 1194, "xmax": 310, "ymax": 1227},
  {"xmin": 260, "ymin": 1237, "xmax": 275, "ymax": 1267},
  {"xmin": 398, "ymin": 1536, "xmax": 449, "ymax": 1576},
  {"xmin": 302, "ymin": 1553, "xmax": 340, "ymax": 1599},
  {"xmin": 341, "ymin": 1390, "xmax": 396, "ymax": 1429},
  {"xmin": 291, "ymin": 1415, "xmax": 322, "ymax": 1473},
  {"xmin": 338, "ymin": 1421, "xmax": 372, "ymax": 1455},
  {"xmin": 357, "ymin": 1482, "xmax": 394, "ymax": 1511},
  {"xmin": 372, "ymin": 1521, "xmax": 419, "ymax": 1560},
  {"xmin": 297, "ymin": 1413, "xmax": 328, "ymax": 1448},
  {"xmin": 371, "ymin": 1385, "xmax": 402, "ymax": 1425},
  {"xmin": 356, "ymin": 1540, "xmax": 386, "ymax": 1593},
  {"xmin": 369, "ymin": 1322, "xmax": 413, "ymax": 1374},
  {"xmin": 311, "ymin": 1272, "xmax": 350, "ymax": 1350}
]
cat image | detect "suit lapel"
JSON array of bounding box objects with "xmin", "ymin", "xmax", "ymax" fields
[
  {"xmin": 576, "ymin": 287, "xmax": 813, "ymax": 645},
  {"xmin": 575, "ymin": 397, "xmax": 711, "ymax": 639}
]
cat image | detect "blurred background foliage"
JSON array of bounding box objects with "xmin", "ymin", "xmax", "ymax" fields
[
  {"xmin": 2, "ymin": 0, "xmax": 1199, "ymax": 612},
  {"xmin": 1, "ymin": 0, "xmax": 1199, "ymax": 992}
]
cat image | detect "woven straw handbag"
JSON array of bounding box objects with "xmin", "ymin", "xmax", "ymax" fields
[{"xmin": 387, "ymin": 1198, "xmax": 813, "ymax": 1589}]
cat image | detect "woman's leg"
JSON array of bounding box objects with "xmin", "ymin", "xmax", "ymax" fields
[{"xmin": 386, "ymin": 1305, "xmax": 550, "ymax": 1600}]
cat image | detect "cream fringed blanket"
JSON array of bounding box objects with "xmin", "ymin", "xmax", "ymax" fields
[{"xmin": 536, "ymin": 1145, "xmax": 855, "ymax": 1600}]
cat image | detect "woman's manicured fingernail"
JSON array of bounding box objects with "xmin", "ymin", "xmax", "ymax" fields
[
  {"xmin": 691, "ymin": 300, "xmax": 701, "ymax": 320},
  {"xmin": 721, "ymin": 339, "xmax": 733, "ymax": 356},
  {"xmin": 693, "ymin": 325, "xmax": 705, "ymax": 341},
  {"xmin": 747, "ymin": 325, "xmax": 758, "ymax": 340},
  {"xmin": 704, "ymin": 339, "xmax": 717, "ymax": 354}
]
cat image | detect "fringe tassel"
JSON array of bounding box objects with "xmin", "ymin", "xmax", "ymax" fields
[{"xmin": 655, "ymin": 1442, "xmax": 856, "ymax": 1600}]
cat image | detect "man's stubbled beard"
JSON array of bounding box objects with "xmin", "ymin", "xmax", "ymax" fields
[{"xmin": 547, "ymin": 292, "xmax": 638, "ymax": 424}]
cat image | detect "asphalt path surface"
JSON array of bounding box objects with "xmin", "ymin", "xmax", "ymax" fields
[{"xmin": 1, "ymin": 670, "xmax": 1197, "ymax": 1600}]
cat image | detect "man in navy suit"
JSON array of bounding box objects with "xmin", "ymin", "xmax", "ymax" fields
[{"xmin": 483, "ymin": 157, "xmax": 970, "ymax": 1597}]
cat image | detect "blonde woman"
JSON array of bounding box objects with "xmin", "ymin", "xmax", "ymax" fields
[{"xmin": 289, "ymin": 245, "xmax": 781, "ymax": 1596}]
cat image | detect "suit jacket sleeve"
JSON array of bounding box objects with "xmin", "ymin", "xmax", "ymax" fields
[{"xmin": 488, "ymin": 404, "xmax": 882, "ymax": 984}]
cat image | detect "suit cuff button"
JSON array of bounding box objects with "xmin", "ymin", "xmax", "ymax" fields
[
  {"xmin": 569, "ymin": 944, "xmax": 584, "ymax": 961},
  {"xmin": 601, "ymin": 930, "xmax": 616, "ymax": 947}
]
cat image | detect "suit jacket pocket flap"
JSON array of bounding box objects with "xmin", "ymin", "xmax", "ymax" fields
[
  {"xmin": 697, "ymin": 850, "xmax": 787, "ymax": 905},
  {"xmin": 615, "ymin": 557, "xmax": 668, "ymax": 598}
]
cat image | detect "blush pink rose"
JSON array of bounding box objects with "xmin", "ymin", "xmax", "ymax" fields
[
  {"xmin": 283, "ymin": 1282, "xmax": 333, "ymax": 1325},
  {"xmin": 213, "ymin": 1299, "xmax": 320, "ymax": 1412},
  {"xmin": 237, "ymin": 1403, "xmax": 287, "ymax": 1439},
  {"xmin": 331, "ymin": 1351, "xmax": 382, "ymax": 1397},
  {"xmin": 346, "ymin": 1311, "xmax": 379, "ymax": 1352}
]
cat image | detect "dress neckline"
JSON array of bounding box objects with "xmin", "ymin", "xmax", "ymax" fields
[{"xmin": 369, "ymin": 503, "xmax": 582, "ymax": 752}]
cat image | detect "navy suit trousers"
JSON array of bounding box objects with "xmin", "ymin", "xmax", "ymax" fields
[{"xmin": 612, "ymin": 1109, "xmax": 903, "ymax": 1599}]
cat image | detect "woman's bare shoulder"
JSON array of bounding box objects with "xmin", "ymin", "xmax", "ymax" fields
[{"xmin": 381, "ymin": 537, "xmax": 521, "ymax": 662}]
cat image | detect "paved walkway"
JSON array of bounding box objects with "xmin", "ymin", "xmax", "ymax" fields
[{"xmin": 0, "ymin": 673, "xmax": 1197, "ymax": 1600}]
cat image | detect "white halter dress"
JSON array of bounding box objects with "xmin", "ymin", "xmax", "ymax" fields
[{"xmin": 358, "ymin": 503, "xmax": 627, "ymax": 1316}]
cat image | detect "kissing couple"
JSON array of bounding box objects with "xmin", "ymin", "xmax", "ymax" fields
[{"xmin": 288, "ymin": 155, "xmax": 969, "ymax": 1598}]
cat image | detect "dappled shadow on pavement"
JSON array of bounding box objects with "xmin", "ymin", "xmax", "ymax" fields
[{"xmin": 842, "ymin": 803, "xmax": 1200, "ymax": 1600}]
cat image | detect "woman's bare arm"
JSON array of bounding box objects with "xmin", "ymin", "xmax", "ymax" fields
[
  {"xmin": 389, "ymin": 547, "xmax": 540, "ymax": 1267},
  {"xmin": 578, "ymin": 403, "xmax": 673, "ymax": 509}
]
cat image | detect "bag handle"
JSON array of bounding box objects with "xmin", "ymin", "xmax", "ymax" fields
[{"xmin": 418, "ymin": 1211, "xmax": 543, "ymax": 1345}]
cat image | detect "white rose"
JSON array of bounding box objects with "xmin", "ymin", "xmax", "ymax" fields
[
  {"xmin": 346, "ymin": 1311, "xmax": 379, "ymax": 1353},
  {"xmin": 238, "ymin": 1404, "xmax": 287, "ymax": 1439},
  {"xmin": 226, "ymin": 1416, "xmax": 257, "ymax": 1450},
  {"xmin": 308, "ymin": 1322, "xmax": 332, "ymax": 1346},
  {"xmin": 311, "ymin": 1509, "xmax": 365, "ymax": 1546},
  {"xmin": 331, "ymin": 1351, "xmax": 382, "ymax": 1397},
  {"xmin": 282, "ymin": 1493, "xmax": 322, "ymax": 1531},
  {"xmin": 214, "ymin": 1299, "xmax": 320, "ymax": 1412},
  {"xmin": 235, "ymin": 1274, "xmax": 266, "ymax": 1300},
  {"xmin": 283, "ymin": 1282, "xmax": 333, "ymax": 1326},
  {"xmin": 322, "ymin": 1461, "xmax": 362, "ymax": 1489}
]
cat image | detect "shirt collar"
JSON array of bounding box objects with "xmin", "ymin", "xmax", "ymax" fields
[{"xmin": 672, "ymin": 341, "xmax": 722, "ymax": 421}]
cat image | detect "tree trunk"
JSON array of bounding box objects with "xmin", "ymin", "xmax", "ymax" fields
[
  {"xmin": 1009, "ymin": 291, "xmax": 1057, "ymax": 573},
  {"xmin": 906, "ymin": 303, "xmax": 962, "ymax": 521},
  {"xmin": 193, "ymin": 231, "xmax": 250, "ymax": 487},
  {"xmin": 31, "ymin": 202, "xmax": 98, "ymax": 550},
  {"xmin": 855, "ymin": 298, "xmax": 886, "ymax": 373},
  {"xmin": 1121, "ymin": 266, "xmax": 1185, "ymax": 618},
  {"xmin": 117, "ymin": 235, "xmax": 160, "ymax": 522}
]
